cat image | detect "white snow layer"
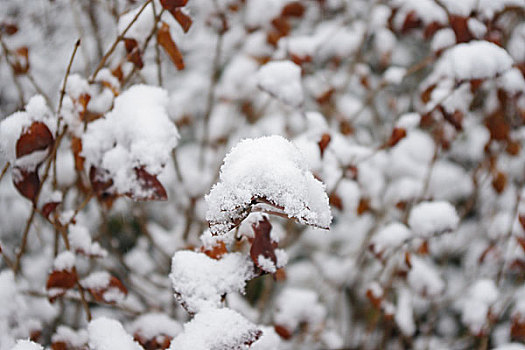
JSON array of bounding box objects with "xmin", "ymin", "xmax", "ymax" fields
[
  {"xmin": 168, "ymin": 308, "xmax": 261, "ymax": 350},
  {"xmin": 88, "ymin": 317, "xmax": 142, "ymax": 350},
  {"xmin": 205, "ymin": 135, "xmax": 332, "ymax": 235},
  {"xmin": 408, "ymin": 201, "xmax": 459, "ymax": 238},
  {"xmin": 170, "ymin": 250, "xmax": 255, "ymax": 313},
  {"xmin": 257, "ymin": 60, "xmax": 304, "ymax": 107}
]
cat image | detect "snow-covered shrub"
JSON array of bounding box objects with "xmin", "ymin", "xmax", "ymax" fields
[{"xmin": 0, "ymin": 0, "xmax": 524, "ymax": 349}]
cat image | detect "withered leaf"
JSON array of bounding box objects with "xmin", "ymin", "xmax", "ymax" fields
[
  {"xmin": 88, "ymin": 275, "xmax": 128, "ymax": 304},
  {"xmin": 16, "ymin": 121, "xmax": 54, "ymax": 158},
  {"xmin": 318, "ymin": 133, "xmax": 331, "ymax": 157},
  {"xmin": 157, "ymin": 22, "xmax": 185, "ymax": 70},
  {"xmin": 281, "ymin": 2, "xmax": 305, "ymax": 17},
  {"xmin": 160, "ymin": 0, "xmax": 188, "ymax": 11},
  {"xmin": 42, "ymin": 201, "xmax": 60, "ymax": 219},
  {"xmin": 386, "ymin": 127, "xmax": 406, "ymax": 147},
  {"xmin": 449, "ymin": 15, "xmax": 473, "ymax": 43},
  {"xmin": 12, "ymin": 166, "xmax": 40, "ymax": 202},
  {"xmin": 12, "ymin": 46, "xmax": 29, "ymax": 75},
  {"xmin": 492, "ymin": 171, "xmax": 507, "ymax": 194},
  {"xmin": 401, "ymin": 11, "xmax": 422, "ymax": 33},
  {"xmin": 250, "ymin": 216, "xmax": 277, "ymax": 270},
  {"xmin": 174, "ymin": 8, "xmax": 193, "ymax": 33},
  {"xmin": 274, "ymin": 324, "xmax": 293, "ymax": 340},
  {"xmin": 201, "ymin": 241, "xmax": 228, "ymax": 260},
  {"xmin": 71, "ymin": 136, "xmax": 85, "ymax": 171},
  {"xmin": 131, "ymin": 167, "xmax": 168, "ymax": 201},
  {"xmin": 46, "ymin": 269, "xmax": 78, "ymax": 290},
  {"xmin": 124, "ymin": 38, "xmax": 144, "ymax": 69}
]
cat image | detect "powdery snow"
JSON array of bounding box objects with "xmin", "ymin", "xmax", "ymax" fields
[
  {"xmin": 461, "ymin": 279, "xmax": 499, "ymax": 334},
  {"xmin": 371, "ymin": 222, "xmax": 413, "ymax": 254},
  {"xmin": 274, "ymin": 288, "xmax": 326, "ymax": 332},
  {"xmin": 205, "ymin": 135, "xmax": 332, "ymax": 235},
  {"xmin": 168, "ymin": 308, "xmax": 261, "ymax": 350},
  {"xmin": 127, "ymin": 313, "xmax": 182, "ymax": 340},
  {"xmin": 11, "ymin": 340, "xmax": 44, "ymax": 350},
  {"xmin": 170, "ymin": 251, "xmax": 255, "ymax": 313},
  {"xmin": 53, "ymin": 251, "xmax": 75, "ymax": 271},
  {"xmin": 256, "ymin": 61, "xmax": 304, "ymax": 107},
  {"xmin": 88, "ymin": 317, "xmax": 142, "ymax": 350},
  {"xmin": 408, "ymin": 201, "xmax": 459, "ymax": 238}
]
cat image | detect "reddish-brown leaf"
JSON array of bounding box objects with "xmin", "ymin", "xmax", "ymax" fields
[
  {"xmin": 519, "ymin": 216, "xmax": 525, "ymax": 231},
  {"xmin": 51, "ymin": 342, "xmax": 67, "ymax": 350},
  {"xmin": 157, "ymin": 22, "xmax": 185, "ymax": 70},
  {"xmin": 357, "ymin": 197, "xmax": 370, "ymax": 215},
  {"xmin": 250, "ymin": 216, "xmax": 277, "ymax": 270},
  {"xmin": 71, "ymin": 136, "xmax": 85, "ymax": 171},
  {"xmin": 386, "ymin": 127, "xmax": 407, "ymax": 147},
  {"xmin": 124, "ymin": 38, "xmax": 144, "ymax": 69},
  {"xmin": 401, "ymin": 11, "xmax": 422, "ymax": 33},
  {"xmin": 424, "ymin": 21, "xmax": 442, "ymax": 39},
  {"xmin": 89, "ymin": 166, "xmax": 114, "ymax": 199},
  {"xmin": 174, "ymin": 8, "xmax": 193, "ymax": 33},
  {"xmin": 417, "ymin": 240, "xmax": 429, "ymax": 255},
  {"xmin": 89, "ymin": 276, "xmax": 128, "ymax": 303},
  {"xmin": 492, "ymin": 171, "xmax": 507, "ymax": 194},
  {"xmin": 46, "ymin": 269, "xmax": 78, "ymax": 290},
  {"xmin": 274, "ymin": 324, "xmax": 293, "ymax": 340},
  {"xmin": 485, "ymin": 109, "xmax": 510, "ymax": 141},
  {"xmin": 0, "ymin": 22, "xmax": 18, "ymax": 36},
  {"xmin": 16, "ymin": 121, "xmax": 54, "ymax": 158},
  {"xmin": 12, "ymin": 46, "xmax": 29, "ymax": 75},
  {"xmin": 316, "ymin": 87, "xmax": 335, "ymax": 105},
  {"xmin": 329, "ymin": 192, "xmax": 343, "ymax": 210},
  {"xmin": 160, "ymin": 0, "xmax": 188, "ymax": 11},
  {"xmin": 421, "ymin": 84, "xmax": 436, "ymax": 104},
  {"xmin": 366, "ymin": 288, "xmax": 383, "ymax": 309},
  {"xmin": 12, "ymin": 166, "xmax": 40, "ymax": 202},
  {"xmin": 131, "ymin": 167, "xmax": 168, "ymax": 201},
  {"xmin": 318, "ymin": 133, "xmax": 331, "ymax": 157},
  {"xmin": 440, "ymin": 107, "xmax": 463, "ymax": 131},
  {"xmin": 42, "ymin": 201, "xmax": 60, "ymax": 219},
  {"xmin": 506, "ymin": 140, "xmax": 521, "ymax": 156},
  {"xmin": 281, "ymin": 2, "xmax": 305, "ymax": 17},
  {"xmin": 201, "ymin": 241, "xmax": 228, "ymax": 260},
  {"xmin": 511, "ymin": 317, "xmax": 525, "ymax": 342},
  {"xmin": 517, "ymin": 237, "xmax": 525, "ymax": 251},
  {"xmin": 449, "ymin": 15, "xmax": 473, "ymax": 43},
  {"xmin": 271, "ymin": 17, "xmax": 291, "ymax": 36}
]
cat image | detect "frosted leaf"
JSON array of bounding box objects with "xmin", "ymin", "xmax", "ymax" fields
[
  {"xmin": 170, "ymin": 251, "xmax": 255, "ymax": 313},
  {"xmin": 12, "ymin": 340, "xmax": 44, "ymax": 350},
  {"xmin": 168, "ymin": 308, "xmax": 262, "ymax": 350},
  {"xmin": 82, "ymin": 85, "xmax": 178, "ymax": 199},
  {"xmin": 408, "ymin": 201, "xmax": 459, "ymax": 238},
  {"xmin": 205, "ymin": 135, "xmax": 331, "ymax": 235},
  {"xmin": 88, "ymin": 317, "xmax": 142, "ymax": 350},
  {"xmin": 256, "ymin": 61, "xmax": 303, "ymax": 107}
]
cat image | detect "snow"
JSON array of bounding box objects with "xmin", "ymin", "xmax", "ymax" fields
[
  {"xmin": 51, "ymin": 326, "xmax": 88, "ymax": 348},
  {"xmin": 127, "ymin": 313, "xmax": 182, "ymax": 340},
  {"xmin": 395, "ymin": 288, "xmax": 415, "ymax": 336},
  {"xmin": 461, "ymin": 279, "xmax": 499, "ymax": 334},
  {"xmin": 118, "ymin": 2, "xmax": 155, "ymax": 43},
  {"xmin": 80, "ymin": 271, "xmax": 110, "ymax": 290},
  {"xmin": 250, "ymin": 326, "xmax": 281, "ymax": 350},
  {"xmin": 82, "ymin": 85, "xmax": 179, "ymax": 198},
  {"xmin": 205, "ymin": 135, "xmax": 332, "ymax": 235},
  {"xmin": 11, "ymin": 340, "xmax": 43, "ymax": 350},
  {"xmin": 371, "ymin": 222, "xmax": 412, "ymax": 254},
  {"xmin": 431, "ymin": 29, "xmax": 456, "ymax": 53},
  {"xmin": 168, "ymin": 308, "xmax": 261, "ymax": 350},
  {"xmin": 53, "ymin": 251, "xmax": 75, "ymax": 271},
  {"xmin": 256, "ymin": 61, "xmax": 304, "ymax": 107},
  {"xmin": 274, "ymin": 288, "xmax": 326, "ymax": 332},
  {"xmin": 170, "ymin": 251, "xmax": 255, "ymax": 313},
  {"xmin": 408, "ymin": 201, "xmax": 459, "ymax": 238},
  {"xmin": 69, "ymin": 224, "xmax": 107, "ymax": 257},
  {"xmin": 88, "ymin": 317, "xmax": 142, "ymax": 350},
  {"xmin": 407, "ymin": 256, "xmax": 445, "ymax": 297},
  {"xmin": 432, "ymin": 41, "xmax": 514, "ymax": 81},
  {"xmin": 392, "ymin": 0, "xmax": 448, "ymax": 29}
]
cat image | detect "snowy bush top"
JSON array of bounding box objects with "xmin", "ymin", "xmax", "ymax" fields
[
  {"xmin": 206, "ymin": 135, "xmax": 331, "ymax": 235},
  {"xmin": 82, "ymin": 84, "xmax": 178, "ymax": 198}
]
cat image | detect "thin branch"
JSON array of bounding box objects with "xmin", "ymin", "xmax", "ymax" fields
[
  {"xmin": 89, "ymin": 0, "xmax": 153, "ymax": 83},
  {"xmin": 57, "ymin": 39, "xmax": 81, "ymax": 117},
  {"xmin": 0, "ymin": 162, "xmax": 10, "ymax": 183}
]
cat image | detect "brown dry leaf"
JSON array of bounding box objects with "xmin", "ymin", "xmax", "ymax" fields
[
  {"xmin": 12, "ymin": 166, "xmax": 40, "ymax": 203},
  {"xmin": 274, "ymin": 324, "xmax": 293, "ymax": 340},
  {"xmin": 424, "ymin": 21, "xmax": 442, "ymax": 39},
  {"xmin": 46, "ymin": 269, "xmax": 78, "ymax": 290},
  {"xmin": 124, "ymin": 38, "xmax": 144, "ymax": 69},
  {"xmin": 0, "ymin": 22, "xmax": 18, "ymax": 36},
  {"xmin": 492, "ymin": 171, "xmax": 507, "ymax": 194},
  {"xmin": 366, "ymin": 288, "xmax": 383, "ymax": 309},
  {"xmin": 357, "ymin": 197, "xmax": 371, "ymax": 215},
  {"xmin": 42, "ymin": 201, "xmax": 60, "ymax": 219},
  {"xmin": 316, "ymin": 87, "xmax": 335, "ymax": 105},
  {"xmin": 88, "ymin": 275, "xmax": 128, "ymax": 304},
  {"xmin": 12, "ymin": 46, "xmax": 29, "ymax": 75},
  {"xmin": 440, "ymin": 107, "xmax": 463, "ymax": 131},
  {"xmin": 201, "ymin": 241, "xmax": 228, "ymax": 260},
  {"xmin": 71, "ymin": 136, "xmax": 85, "ymax": 171},
  {"xmin": 174, "ymin": 8, "xmax": 193, "ymax": 33},
  {"xmin": 16, "ymin": 121, "xmax": 54, "ymax": 158},
  {"xmin": 485, "ymin": 109, "xmax": 510, "ymax": 141},
  {"xmin": 160, "ymin": 0, "xmax": 188, "ymax": 11},
  {"xmin": 449, "ymin": 15, "xmax": 473, "ymax": 43},
  {"xmin": 329, "ymin": 192, "xmax": 343, "ymax": 210},
  {"xmin": 250, "ymin": 216, "xmax": 277, "ymax": 271},
  {"xmin": 157, "ymin": 22, "xmax": 185, "ymax": 70},
  {"xmin": 281, "ymin": 2, "xmax": 305, "ymax": 17},
  {"xmin": 511, "ymin": 317, "xmax": 525, "ymax": 342},
  {"xmin": 386, "ymin": 127, "xmax": 406, "ymax": 147},
  {"xmin": 401, "ymin": 11, "xmax": 422, "ymax": 33},
  {"xmin": 131, "ymin": 166, "xmax": 168, "ymax": 201},
  {"xmin": 421, "ymin": 84, "xmax": 436, "ymax": 104},
  {"xmin": 318, "ymin": 133, "xmax": 331, "ymax": 157}
]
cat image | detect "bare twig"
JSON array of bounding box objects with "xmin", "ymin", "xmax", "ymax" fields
[
  {"xmin": 0, "ymin": 162, "xmax": 10, "ymax": 183},
  {"xmin": 57, "ymin": 39, "xmax": 81, "ymax": 117}
]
